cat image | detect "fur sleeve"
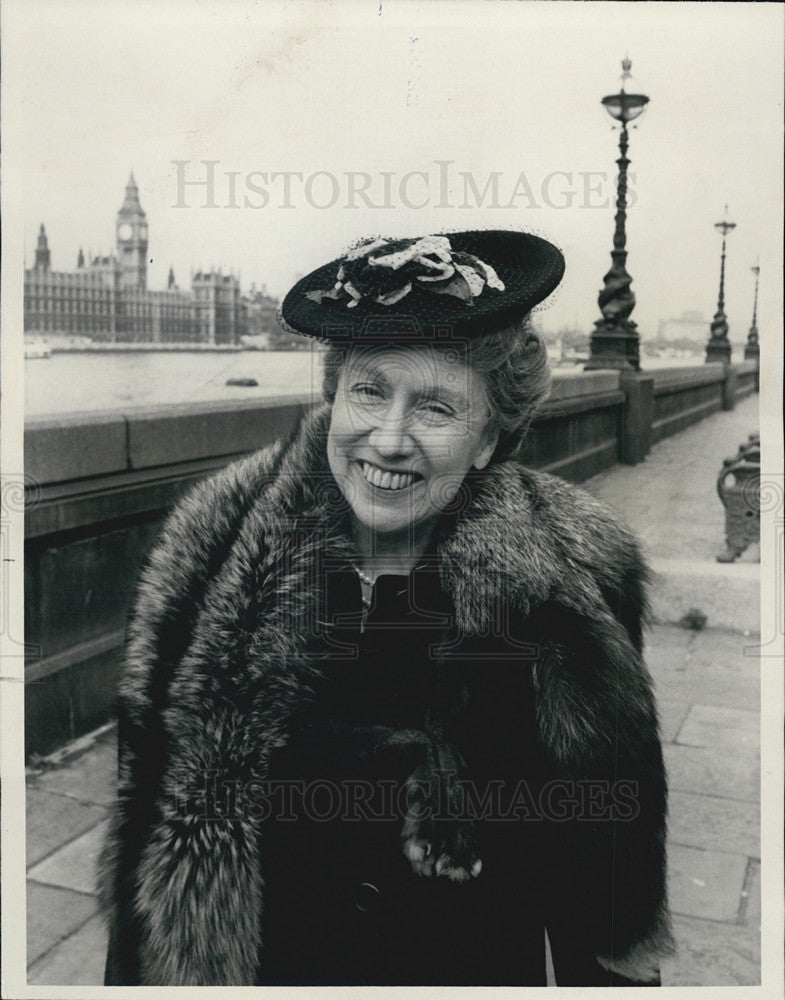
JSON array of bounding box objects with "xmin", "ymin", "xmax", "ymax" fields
[
  {"xmin": 119, "ymin": 440, "xmax": 286, "ymax": 726},
  {"xmin": 512, "ymin": 470, "xmax": 672, "ymax": 979},
  {"xmin": 99, "ymin": 440, "xmax": 286, "ymax": 984},
  {"xmin": 532, "ymin": 602, "xmax": 674, "ymax": 979},
  {"xmin": 520, "ymin": 468, "xmax": 652, "ymax": 651}
]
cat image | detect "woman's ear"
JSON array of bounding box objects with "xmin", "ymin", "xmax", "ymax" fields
[{"xmin": 472, "ymin": 426, "xmax": 500, "ymax": 471}]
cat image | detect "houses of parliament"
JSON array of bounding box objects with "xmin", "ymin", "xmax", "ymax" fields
[{"xmin": 24, "ymin": 174, "xmax": 281, "ymax": 345}]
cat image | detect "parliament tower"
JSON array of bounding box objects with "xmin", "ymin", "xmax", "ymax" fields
[{"xmin": 116, "ymin": 172, "xmax": 148, "ymax": 290}]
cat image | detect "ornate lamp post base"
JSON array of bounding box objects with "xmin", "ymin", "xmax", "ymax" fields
[
  {"xmin": 706, "ymin": 342, "xmax": 732, "ymax": 364},
  {"xmin": 585, "ymin": 320, "xmax": 640, "ymax": 370},
  {"xmin": 706, "ymin": 343, "xmax": 732, "ymax": 364},
  {"xmin": 706, "ymin": 313, "xmax": 732, "ymax": 364}
]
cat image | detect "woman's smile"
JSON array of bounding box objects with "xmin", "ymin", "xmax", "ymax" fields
[{"xmin": 355, "ymin": 459, "xmax": 423, "ymax": 493}]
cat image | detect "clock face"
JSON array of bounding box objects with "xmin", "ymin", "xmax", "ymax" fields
[{"xmin": 118, "ymin": 223, "xmax": 133, "ymax": 241}]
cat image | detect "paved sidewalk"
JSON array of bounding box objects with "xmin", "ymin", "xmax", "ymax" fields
[
  {"xmin": 583, "ymin": 393, "xmax": 760, "ymax": 633},
  {"xmin": 25, "ymin": 396, "xmax": 761, "ymax": 986}
]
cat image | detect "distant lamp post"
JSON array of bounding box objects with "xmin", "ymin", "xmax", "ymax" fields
[
  {"xmin": 705, "ymin": 207, "xmax": 736, "ymax": 364},
  {"xmin": 744, "ymin": 262, "xmax": 760, "ymax": 363},
  {"xmin": 586, "ymin": 57, "xmax": 649, "ymax": 372}
]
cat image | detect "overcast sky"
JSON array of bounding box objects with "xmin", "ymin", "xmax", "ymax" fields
[{"xmin": 6, "ymin": 0, "xmax": 783, "ymax": 342}]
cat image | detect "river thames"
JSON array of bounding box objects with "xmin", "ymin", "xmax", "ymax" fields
[
  {"xmin": 25, "ymin": 350, "xmax": 325, "ymax": 417},
  {"xmin": 24, "ymin": 348, "xmax": 706, "ymax": 418}
]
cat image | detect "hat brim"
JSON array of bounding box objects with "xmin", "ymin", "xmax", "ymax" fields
[{"xmin": 280, "ymin": 230, "xmax": 564, "ymax": 345}]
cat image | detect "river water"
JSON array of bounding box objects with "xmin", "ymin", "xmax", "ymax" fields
[
  {"xmin": 25, "ymin": 351, "xmax": 324, "ymax": 418},
  {"xmin": 24, "ymin": 349, "xmax": 703, "ymax": 419}
]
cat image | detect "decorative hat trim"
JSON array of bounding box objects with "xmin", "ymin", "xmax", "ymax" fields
[{"xmin": 305, "ymin": 235, "xmax": 505, "ymax": 310}]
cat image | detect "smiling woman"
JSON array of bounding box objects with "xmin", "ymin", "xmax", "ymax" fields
[
  {"xmin": 327, "ymin": 345, "xmax": 498, "ymax": 556},
  {"xmin": 99, "ymin": 230, "xmax": 673, "ymax": 986}
]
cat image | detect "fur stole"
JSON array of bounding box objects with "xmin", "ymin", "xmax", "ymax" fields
[{"xmin": 99, "ymin": 403, "xmax": 674, "ymax": 984}]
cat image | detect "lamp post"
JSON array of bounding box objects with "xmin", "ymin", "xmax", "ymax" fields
[
  {"xmin": 744, "ymin": 262, "xmax": 760, "ymax": 363},
  {"xmin": 586, "ymin": 58, "xmax": 649, "ymax": 371},
  {"xmin": 705, "ymin": 207, "xmax": 736, "ymax": 364}
]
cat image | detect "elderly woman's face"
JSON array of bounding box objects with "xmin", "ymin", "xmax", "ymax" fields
[{"xmin": 327, "ymin": 346, "xmax": 498, "ymax": 538}]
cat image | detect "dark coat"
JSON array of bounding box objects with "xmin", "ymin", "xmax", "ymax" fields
[{"xmin": 98, "ymin": 403, "xmax": 674, "ymax": 985}]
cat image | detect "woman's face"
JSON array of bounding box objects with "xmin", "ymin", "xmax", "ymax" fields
[{"xmin": 327, "ymin": 345, "xmax": 498, "ymax": 539}]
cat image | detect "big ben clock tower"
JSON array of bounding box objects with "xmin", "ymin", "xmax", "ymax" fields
[{"xmin": 116, "ymin": 172, "xmax": 148, "ymax": 290}]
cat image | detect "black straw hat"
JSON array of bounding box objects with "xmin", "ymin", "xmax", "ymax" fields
[{"xmin": 280, "ymin": 229, "xmax": 564, "ymax": 345}]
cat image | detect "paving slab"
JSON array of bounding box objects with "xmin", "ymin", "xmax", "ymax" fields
[
  {"xmin": 645, "ymin": 629, "xmax": 761, "ymax": 712},
  {"xmin": 33, "ymin": 741, "xmax": 117, "ymax": 807},
  {"xmin": 26, "ymin": 788, "xmax": 107, "ymax": 867},
  {"xmin": 662, "ymin": 914, "xmax": 760, "ymax": 987},
  {"xmin": 27, "ymin": 819, "xmax": 110, "ymax": 896},
  {"xmin": 657, "ymin": 699, "xmax": 691, "ymax": 743},
  {"xmin": 653, "ymin": 669, "xmax": 760, "ymax": 713},
  {"xmin": 667, "ymin": 843, "xmax": 749, "ymax": 921},
  {"xmin": 688, "ymin": 627, "xmax": 764, "ymax": 668},
  {"xmin": 664, "ymin": 743, "xmax": 760, "ymax": 803},
  {"xmin": 27, "ymin": 882, "xmax": 97, "ymax": 966},
  {"xmin": 668, "ymin": 791, "xmax": 759, "ymax": 857},
  {"xmin": 27, "ymin": 913, "xmax": 108, "ymax": 986},
  {"xmin": 648, "ymin": 559, "xmax": 760, "ymax": 634},
  {"xmin": 645, "ymin": 623, "xmax": 694, "ymax": 653},
  {"xmin": 676, "ymin": 704, "xmax": 759, "ymax": 753}
]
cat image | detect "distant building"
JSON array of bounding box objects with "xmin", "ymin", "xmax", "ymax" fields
[
  {"xmin": 656, "ymin": 311, "xmax": 709, "ymax": 344},
  {"xmin": 24, "ymin": 174, "xmax": 249, "ymax": 345},
  {"xmin": 244, "ymin": 284, "xmax": 280, "ymax": 339}
]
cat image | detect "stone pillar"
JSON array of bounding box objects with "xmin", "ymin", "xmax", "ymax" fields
[
  {"xmin": 722, "ymin": 364, "xmax": 737, "ymax": 411},
  {"xmin": 619, "ymin": 372, "xmax": 655, "ymax": 465}
]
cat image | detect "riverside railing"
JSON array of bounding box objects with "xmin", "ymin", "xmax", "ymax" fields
[{"xmin": 24, "ymin": 360, "xmax": 758, "ymax": 755}]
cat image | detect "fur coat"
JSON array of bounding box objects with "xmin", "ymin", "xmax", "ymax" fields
[{"xmin": 99, "ymin": 402, "xmax": 674, "ymax": 985}]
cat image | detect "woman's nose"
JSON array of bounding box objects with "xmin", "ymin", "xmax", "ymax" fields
[{"xmin": 367, "ymin": 404, "xmax": 413, "ymax": 457}]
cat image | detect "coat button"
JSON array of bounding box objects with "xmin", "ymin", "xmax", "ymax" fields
[{"xmin": 354, "ymin": 881, "xmax": 381, "ymax": 913}]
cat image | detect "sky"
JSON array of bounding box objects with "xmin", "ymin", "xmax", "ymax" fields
[{"xmin": 5, "ymin": 0, "xmax": 783, "ymax": 344}]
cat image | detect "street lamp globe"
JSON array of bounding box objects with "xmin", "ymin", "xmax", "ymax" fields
[{"xmin": 601, "ymin": 59, "xmax": 650, "ymax": 123}]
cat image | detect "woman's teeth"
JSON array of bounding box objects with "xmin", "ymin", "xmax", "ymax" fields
[{"xmin": 360, "ymin": 461, "xmax": 417, "ymax": 491}]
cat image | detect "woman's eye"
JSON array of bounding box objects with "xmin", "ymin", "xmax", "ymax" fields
[
  {"xmin": 350, "ymin": 383, "xmax": 383, "ymax": 400},
  {"xmin": 420, "ymin": 401, "xmax": 454, "ymax": 419}
]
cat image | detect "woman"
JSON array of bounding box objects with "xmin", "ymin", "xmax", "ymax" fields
[{"xmin": 100, "ymin": 230, "xmax": 673, "ymax": 986}]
